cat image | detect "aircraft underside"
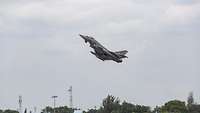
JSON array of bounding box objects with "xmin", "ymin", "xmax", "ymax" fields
[{"xmin": 90, "ymin": 51, "xmax": 123, "ymax": 63}]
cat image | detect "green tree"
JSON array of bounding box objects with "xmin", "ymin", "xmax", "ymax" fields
[
  {"xmin": 102, "ymin": 95, "xmax": 120, "ymax": 113},
  {"xmin": 160, "ymin": 100, "xmax": 188, "ymax": 113},
  {"xmin": 3, "ymin": 110, "xmax": 19, "ymax": 113},
  {"xmin": 42, "ymin": 106, "xmax": 53, "ymax": 113},
  {"xmin": 86, "ymin": 108, "xmax": 97, "ymax": 113},
  {"xmin": 42, "ymin": 106, "xmax": 73, "ymax": 113},
  {"xmin": 188, "ymin": 104, "xmax": 200, "ymax": 113},
  {"xmin": 120, "ymin": 101, "xmax": 151, "ymax": 113},
  {"xmin": 86, "ymin": 95, "xmax": 151, "ymax": 113},
  {"xmin": 120, "ymin": 101, "xmax": 136, "ymax": 113},
  {"xmin": 135, "ymin": 105, "xmax": 151, "ymax": 113}
]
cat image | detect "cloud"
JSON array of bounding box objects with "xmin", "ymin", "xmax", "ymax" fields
[
  {"xmin": 161, "ymin": 2, "xmax": 200, "ymax": 25},
  {"xmin": 0, "ymin": 0, "xmax": 200, "ymax": 110}
]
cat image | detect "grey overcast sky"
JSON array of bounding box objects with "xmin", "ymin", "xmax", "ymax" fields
[{"xmin": 0, "ymin": 0, "xmax": 200, "ymax": 111}]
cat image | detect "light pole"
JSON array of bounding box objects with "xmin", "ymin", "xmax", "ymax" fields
[{"xmin": 51, "ymin": 96, "xmax": 58, "ymax": 113}]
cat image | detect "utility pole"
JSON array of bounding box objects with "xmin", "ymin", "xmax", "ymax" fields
[
  {"xmin": 51, "ymin": 96, "xmax": 58, "ymax": 113},
  {"xmin": 68, "ymin": 86, "xmax": 73, "ymax": 108}
]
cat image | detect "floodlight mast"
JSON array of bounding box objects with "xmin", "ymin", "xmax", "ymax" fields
[{"xmin": 51, "ymin": 96, "xmax": 58, "ymax": 113}]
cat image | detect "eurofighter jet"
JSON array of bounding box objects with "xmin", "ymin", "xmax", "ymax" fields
[{"xmin": 79, "ymin": 34, "xmax": 128, "ymax": 63}]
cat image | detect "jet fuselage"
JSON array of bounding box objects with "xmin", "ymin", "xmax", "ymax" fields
[{"xmin": 79, "ymin": 34, "xmax": 128, "ymax": 63}]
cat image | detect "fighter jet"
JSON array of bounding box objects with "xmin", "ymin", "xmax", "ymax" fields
[{"xmin": 79, "ymin": 34, "xmax": 128, "ymax": 63}]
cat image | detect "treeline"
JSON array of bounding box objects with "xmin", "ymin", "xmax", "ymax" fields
[
  {"xmin": 0, "ymin": 109, "xmax": 18, "ymax": 113},
  {"xmin": 83, "ymin": 94, "xmax": 200, "ymax": 113},
  {"xmin": 41, "ymin": 94, "xmax": 200, "ymax": 113},
  {"xmin": 84, "ymin": 95, "xmax": 151, "ymax": 113},
  {"xmin": 1, "ymin": 93, "xmax": 200, "ymax": 113}
]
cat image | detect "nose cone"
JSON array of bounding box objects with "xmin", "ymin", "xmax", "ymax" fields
[
  {"xmin": 79, "ymin": 34, "xmax": 88, "ymax": 43},
  {"xmin": 79, "ymin": 34, "xmax": 89, "ymax": 39},
  {"xmin": 79, "ymin": 34, "xmax": 85, "ymax": 39}
]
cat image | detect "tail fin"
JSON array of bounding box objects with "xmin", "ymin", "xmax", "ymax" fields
[{"xmin": 114, "ymin": 50, "xmax": 128, "ymax": 58}]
